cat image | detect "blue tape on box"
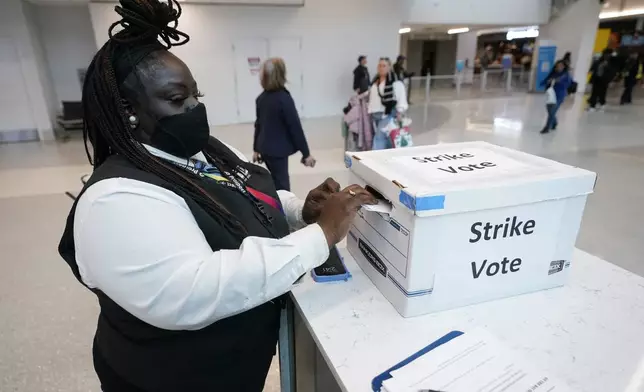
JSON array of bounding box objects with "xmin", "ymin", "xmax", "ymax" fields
[
  {"xmin": 399, "ymin": 190, "xmax": 445, "ymax": 212},
  {"xmin": 344, "ymin": 155, "xmax": 352, "ymax": 168}
]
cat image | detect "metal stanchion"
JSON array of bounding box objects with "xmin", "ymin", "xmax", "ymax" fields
[
  {"xmin": 455, "ymin": 72, "xmax": 462, "ymax": 98},
  {"xmin": 425, "ymin": 73, "xmax": 431, "ymax": 103},
  {"xmin": 506, "ymin": 69, "xmax": 513, "ymax": 92},
  {"xmin": 482, "ymin": 70, "xmax": 488, "ymax": 92}
]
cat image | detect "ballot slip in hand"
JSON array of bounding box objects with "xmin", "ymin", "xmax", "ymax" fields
[
  {"xmin": 362, "ymin": 199, "xmax": 393, "ymax": 214},
  {"xmin": 379, "ymin": 329, "xmax": 573, "ymax": 392}
]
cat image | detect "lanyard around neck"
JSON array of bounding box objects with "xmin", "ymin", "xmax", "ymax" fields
[{"xmin": 183, "ymin": 159, "xmax": 284, "ymax": 215}]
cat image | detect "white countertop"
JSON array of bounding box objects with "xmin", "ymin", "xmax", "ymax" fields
[{"xmin": 291, "ymin": 248, "xmax": 644, "ymax": 392}]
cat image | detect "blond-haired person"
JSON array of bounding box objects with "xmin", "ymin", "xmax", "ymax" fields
[{"xmin": 253, "ymin": 58, "xmax": 315, "ymax": 191}]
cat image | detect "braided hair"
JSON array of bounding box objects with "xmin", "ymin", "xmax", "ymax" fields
[{"xmin": 82, "ymin": 0, "xmax": 247, "ymax": 238}]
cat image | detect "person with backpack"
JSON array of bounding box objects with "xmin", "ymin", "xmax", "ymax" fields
[{"xmin": 540, "ymin": 60, "xmax": 572, "ymax": 134}]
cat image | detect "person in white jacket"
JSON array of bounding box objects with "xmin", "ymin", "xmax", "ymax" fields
[{"xmin": 368, "ymin": 57, "xmax": 409, "ymax": 150}]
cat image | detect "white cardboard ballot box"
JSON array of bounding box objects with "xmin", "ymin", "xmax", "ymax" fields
[{"xmin": 344, "ymin": 141, "xmax": 596, "ymax": 317}]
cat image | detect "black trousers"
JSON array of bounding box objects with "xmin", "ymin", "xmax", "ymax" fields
[
  {"xmin": 263, "ymin": 155, "xmax": 290, "ymax": 192},
  {"xmin": 621, "ymin": 83, "xmax": 635, "ymax": 104},
  {"xmin": 94, "ymin": 343, "xmax": 146, "ymax": 392},
  {"xmin": 93, "ymin": 342, "xmax": 274, "ymax": 392},
  {"xmin": 588, "ymin": 81, "xmax": 608, "ymax": 108}
]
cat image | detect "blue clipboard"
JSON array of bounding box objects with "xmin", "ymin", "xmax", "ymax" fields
[{"xmin": 371, "ymin": 330, "xmax": 464, "ymax": 392}]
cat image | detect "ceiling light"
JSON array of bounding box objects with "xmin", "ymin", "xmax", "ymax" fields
[
  {"xmin": 399, "ymin": 27, "xmax": 411, "ymax": 34},
  {"xmin": 506, "ymin": 28, "xmax": 539, "ymax": 40},
  {"xmin": 599, "ymin": 8, "xmax": 644, "ymax": 19},
  {"xmin": 447, "ymin": 27, "xmax": 470, "ymax": 35}
]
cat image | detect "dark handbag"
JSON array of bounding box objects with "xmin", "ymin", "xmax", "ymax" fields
[{"xmin": 567, "ymin": 81, "xmax": 578, "ymax": 94}]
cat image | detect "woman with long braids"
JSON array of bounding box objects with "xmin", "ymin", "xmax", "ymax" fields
[{"xmin": 58, "ymin": 1, "xmax": 375, "ymax": 391}]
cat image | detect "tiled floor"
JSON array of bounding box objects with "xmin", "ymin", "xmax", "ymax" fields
[{"xmin": 1, "ymin": 91, "xmax": 643, "ymax": 391}]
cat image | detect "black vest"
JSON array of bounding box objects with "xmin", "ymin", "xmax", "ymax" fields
[{"xmin": 58, "ymin": 140, "xmax": 291, "ymax": 391}]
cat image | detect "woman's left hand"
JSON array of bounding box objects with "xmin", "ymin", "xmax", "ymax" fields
[{"xmin": 302, "ymin": 177, "xmax": 340, "ymax": 224}]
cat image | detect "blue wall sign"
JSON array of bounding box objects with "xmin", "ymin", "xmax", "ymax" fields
[{"xmin": 535, "ymin": 45, "xmax": 557, "ymax": 92}]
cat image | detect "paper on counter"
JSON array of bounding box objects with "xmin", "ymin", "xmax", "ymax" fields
[
  {"xmin": 385, "ymin": 329, "xmax": 573, "ymax": 392},
  {"xmin": 362, "ymin": 199, "xmax": 393, "ymax": 214}
]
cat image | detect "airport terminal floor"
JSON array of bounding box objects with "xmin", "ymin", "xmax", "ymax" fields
[{"xmin": 1, "ymin": 93, "xmax": 644, "ymax": 391}]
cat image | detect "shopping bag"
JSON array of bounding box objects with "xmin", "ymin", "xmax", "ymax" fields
[
  {"xmin": 388, "ymin": 119, "xmax": 413, "ymax": 148},
  {"xmin": 545, "ymin": 85, "xmax": 557, "ymax": 105}
]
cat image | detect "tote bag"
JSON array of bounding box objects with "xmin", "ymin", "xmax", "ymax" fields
[
  {"xmin": 387, "ymin": 117, "xmax": 413, "ymax": 148},
  {"xmin": 546, "ymin": 85, "xmax": 557, "ymax": 105}
]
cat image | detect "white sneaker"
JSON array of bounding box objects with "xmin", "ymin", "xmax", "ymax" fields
[
  {"xmin": 587, "ymin": 107, "xmax": 596, "ymax": 112},
  {"xmin": 598, "ymin": 105, "xmax": 606, "ymax": 112}
]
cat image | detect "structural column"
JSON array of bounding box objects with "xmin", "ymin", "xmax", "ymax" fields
[{"xmin": 456, "ymin": 31, "xmax": 478, "ymax": 83}]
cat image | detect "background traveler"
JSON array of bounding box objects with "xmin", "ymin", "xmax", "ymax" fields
[
  {"xmin": 368, "ymin": 58, "xmax": 408, "ymax": 150},
  {"xmin": 480, "ymin": 45, "xmax": 494, "ymax": 70},
  {"xmin": 546, "ymin": 51, "xmax": 575, "ymax": 93},
  {"xmin": 621, "ymin": 52, "xmax": 641, "ymax": 105},
  {"xmin": 541, "ymin": 60, "xmax": 571, "ymax": 134},
  {"xmin": 393, "ymin": 55, "xmax": 414, "ymax": 104},
  {"xmin": 353, "ymin": 55, "xmax": 370, "ymax": 94},
  {"xmin": 588, "ymin": 49, "xmax": 615, "ymax": 112},
  {"xmin": 254, "ymin": 58, "xmax": 315, "ymax": 191}
]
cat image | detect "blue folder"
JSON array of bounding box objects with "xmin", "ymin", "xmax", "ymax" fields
[{"xmin": 371, "ymin": 330, "xmax": 465, "ymax": 392}]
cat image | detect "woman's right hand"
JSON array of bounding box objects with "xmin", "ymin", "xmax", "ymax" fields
[
  {"xmin": 303, "ymin": 155, "xmax": 316, "ymax": 168},
  {"xmin": 252, "ymin": 152, "xmax": 263, "ymax": 164},
  {"xmin": 317, "ymin": 185, "xmax": 376, "ymax": 248}
]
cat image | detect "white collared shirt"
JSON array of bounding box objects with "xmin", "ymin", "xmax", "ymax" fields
[{"xmin": 73, "ymin": 143, "xmax": 329, "ymax": 331}]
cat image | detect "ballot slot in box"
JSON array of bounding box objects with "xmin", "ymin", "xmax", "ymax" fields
[{"xmin": 345, "ymin": 141, "xmax": 596, "ymax": 317}]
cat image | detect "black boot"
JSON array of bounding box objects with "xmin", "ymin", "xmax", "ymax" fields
[{"xmin": 540, "ymin": 127, "xmax": 550, "ymax": 134}]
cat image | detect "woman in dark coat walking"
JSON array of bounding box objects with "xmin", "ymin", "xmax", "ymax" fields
[{"xmin": 254, "ymin": 58, "xmax": 315, "ymax": 191}]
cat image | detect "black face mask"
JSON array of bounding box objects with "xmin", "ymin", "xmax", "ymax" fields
[{"xmin": 150, "ymin": 103, "xmax": 210, "ymax": 158}]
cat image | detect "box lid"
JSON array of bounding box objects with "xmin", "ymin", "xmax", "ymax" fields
[{"xmin": 346, "ymin": 142, "xmax": 596, "ymax": 217}]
